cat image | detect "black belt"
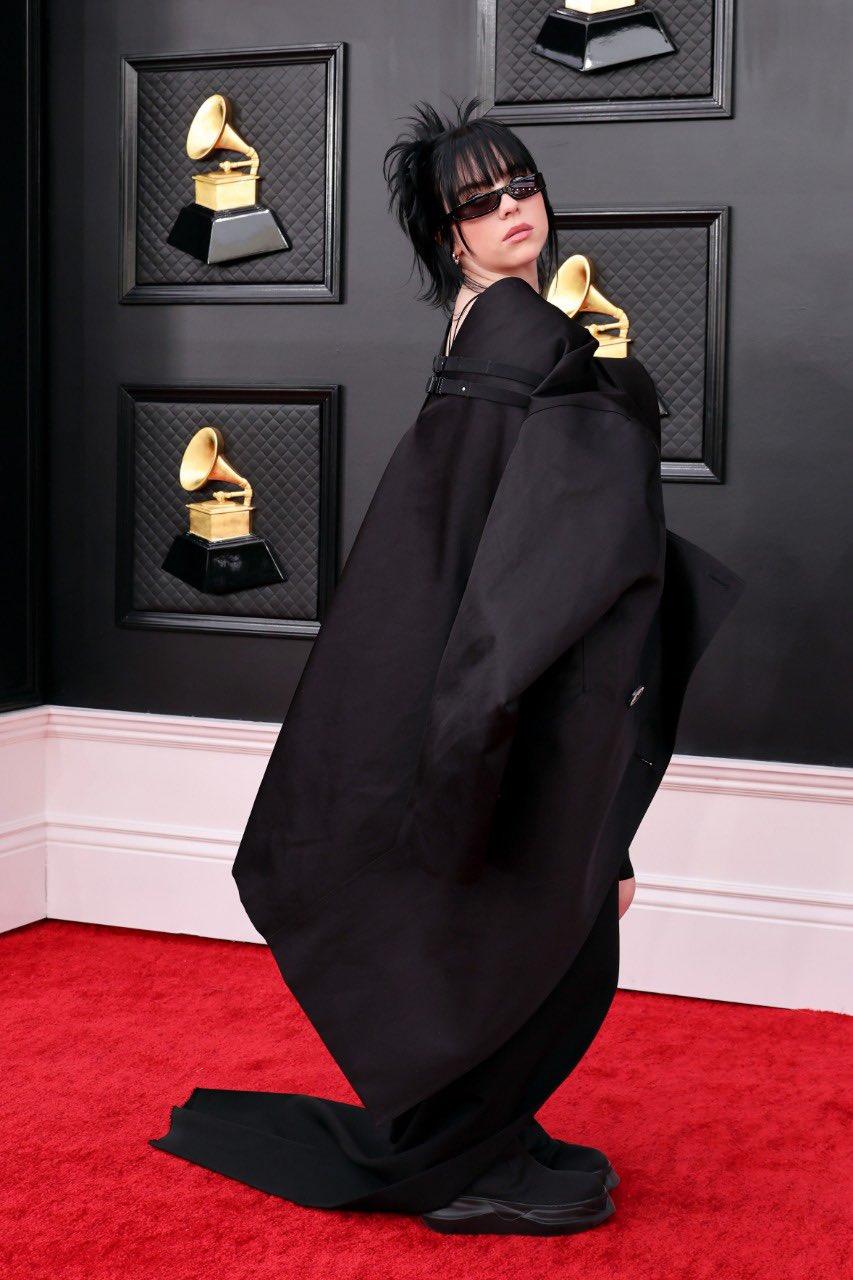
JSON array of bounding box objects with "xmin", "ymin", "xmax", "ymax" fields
[
  {"xmin": 425, "ymin": 354, "xmax": 547, "ymax": 409},
  {"xmin": 431, "ymin": 354, "xmax": 547, "ymax": 387},
  {"xmin": 425, "ymin": 373, "xmax": 531, "ymax": 408}
]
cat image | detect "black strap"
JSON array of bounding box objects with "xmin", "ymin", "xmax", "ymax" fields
[
  {"xmin": 431, "ymin": 353, "xmax": 546, "ymax": 388},
  {"xmin": 424, "ymin": 372, "xmax": 531, "ymax": 409}
]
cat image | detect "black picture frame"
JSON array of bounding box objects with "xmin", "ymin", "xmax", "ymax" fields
[
  {"xmin": 476, "ymin": 0, "xmax": 733, "ymax": 123},
  {"xmin": 119, "ymin": 43, "xmax": 345, "ymax": 303},
  {"xmin": 551, "ymin": 205, "xmax": 729, "ymax": 481},
  {"xmin": 116, "ymin": 383, "xmax": 341, "ymax": 637}
]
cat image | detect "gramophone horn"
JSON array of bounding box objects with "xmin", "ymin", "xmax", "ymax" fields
[
  {"xmin": 548, "ymin": 253, "xmax": 592, "ymax": 315},
  {"xmin": 546, "ymin": 253, "xmax": 630, "ymax": 356},
  {"xmin": 179, "ymin": 426, "xmax": 253, "ymax": 506},
  {"xmin": 185, "ymin": 94, "xmax": 259, "ymax": 175}
]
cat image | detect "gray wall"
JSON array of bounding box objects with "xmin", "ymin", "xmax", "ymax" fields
[{"xmin": 45, "ymin": 0, "xmax": 853, "ymax": 767}]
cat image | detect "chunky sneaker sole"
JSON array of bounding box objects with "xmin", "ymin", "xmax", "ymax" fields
[{"xmin": 421, "ymin": 1187, "xmax": 616, "ymax": 1236}]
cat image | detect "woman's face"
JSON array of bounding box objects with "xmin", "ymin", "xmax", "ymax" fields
[{"xmin": 446, "ymin": 165, "xmax": 549, "ymax": 279}]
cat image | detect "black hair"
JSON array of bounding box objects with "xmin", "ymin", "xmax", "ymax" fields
[{"xmin": 382, "ymin": 95, "xmax": 559, "ymax": 312}]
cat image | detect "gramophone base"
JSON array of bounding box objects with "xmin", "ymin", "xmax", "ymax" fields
[
  {"xmin": 532, "ymin": 3, "xmax": 676, "ymax": 73},
  {"xmin": 166, "ymin": 203, "xmax": 291, "ymax": 265},
  {"xmin": 162, "ymin": 532, "xmax": 287, "ymax": 594}
]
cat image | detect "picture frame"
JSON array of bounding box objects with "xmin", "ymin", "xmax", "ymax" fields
[
  {"xmin": 116, "ymin": 382, "xmax": 341, "ymax": 636},
  {"xmin": 119, "ymin": 43, "xmax": 345, "ymax": 303},
  {"xmin": 476, "ymin": 0, "xmax": 734, "ymax": 123},
  {"xmin": 551, "ymin": 205, "xmax": 729, "ymax": 480}
]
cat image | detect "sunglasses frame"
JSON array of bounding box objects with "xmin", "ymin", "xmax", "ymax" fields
[{"xmin": 445, "ymin": 171, "xmax": 546, "ymax": 225}]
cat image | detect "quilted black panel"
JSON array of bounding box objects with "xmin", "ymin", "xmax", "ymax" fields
[
  {"xmin": 131, "ymin": 398, "xmax": 323, "ymax": 620},
  {"xmin": 495, "ymin": 0, "xmax": 714, "ymax": 103},
  {"xmin": 555, "ymin": 221, "xmax": 709, "ymax": 461},
  {"xmin": 134, "ymin": 57, "xmax": 327, "ymax": 286}
]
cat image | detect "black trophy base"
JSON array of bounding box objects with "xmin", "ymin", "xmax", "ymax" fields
[
  {"xmin": 166, "ymin": 203, "xmax": 291, "ymax": 265},
  {"xmin": 532, "ymin": 2, "xmax": 676, "ymax": 73},
  {"xmin": 162, "ymin": 532, "xmax": 287, "ymax": 594}
]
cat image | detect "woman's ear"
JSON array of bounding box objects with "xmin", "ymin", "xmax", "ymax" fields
[{"xmin": 437, "ymin": 230, "xmax": 460, "ymax": 260}]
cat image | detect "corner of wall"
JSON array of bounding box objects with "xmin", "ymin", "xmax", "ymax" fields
[{"xmin": 0, "ymin": 705, "xmax": 49, "ymax": 931}]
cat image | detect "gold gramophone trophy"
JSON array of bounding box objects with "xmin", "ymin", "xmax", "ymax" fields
[
  {"xmin": 546, "ymin": 254, "xmax": 631, "ymax": 358},
  {"xmin": 166, "ymin": 93, "xmax": 290, "ymax": 265},
  {"xmin": 161, "ymin": 426, "xmax": 286, "ymax": 594},
  {"xmin": 532, "ymin": 0, "xmax": 676, "ymax": 73}
]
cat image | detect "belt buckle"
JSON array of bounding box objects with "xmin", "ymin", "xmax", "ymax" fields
[{"xmin": 425, "ymin": 373, "xmax": 444, "ymax": 395}]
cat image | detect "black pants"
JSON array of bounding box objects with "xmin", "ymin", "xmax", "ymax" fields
[{"xmin": 149, "ymin": 877, "xmax": 620, "ymax": 1214}]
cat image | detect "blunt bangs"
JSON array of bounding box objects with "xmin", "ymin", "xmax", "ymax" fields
[{"xmin": 433, "ymin": 123, "xmax": 537, "ymax": 223}]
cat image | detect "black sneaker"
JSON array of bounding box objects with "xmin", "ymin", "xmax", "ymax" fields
[
  {"xmin": 520, "ymin": 1118, "xmax": 620, "ymax": 1189},
  {"xmin": 420, "ymin": 1140, "xmax": 616, "ymax": 1236}
]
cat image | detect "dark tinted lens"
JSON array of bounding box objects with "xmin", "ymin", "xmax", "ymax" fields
[
  {"xmin": 508, "ymin": 173, "xmax": 542, "ymax": 198},
  {"xmin": 455, "ymin": 189, "xmax": 502, "ymax": 221}
]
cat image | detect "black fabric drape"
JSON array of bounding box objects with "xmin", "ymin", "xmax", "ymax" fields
[
  {"xmin": 150, "ymin": 877, "xmax": 620, "ymax": 1213},
  {"xmin": 150, "ymin": 275, "xmax": 745, "ymax": 1211},
  {"xmin": 224, "ymin": 278, "xmax": 743, "ymax": 1124}
]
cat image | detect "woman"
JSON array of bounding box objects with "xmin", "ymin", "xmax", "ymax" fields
[{"xmin": 150, "ymin": 98, "xmax": 744, "ymax": 1236}]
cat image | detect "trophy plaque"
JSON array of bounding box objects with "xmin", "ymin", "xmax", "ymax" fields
[
  {"xmin": 546, "ymin": 254, "xmax": 631, "ymax": 358},
  {"xmin": 167, "ymin": 93, "xmax": 291, "ymax": 265},
  {"xmin": 162, "ymin": 426, "xmax": 287, "ymax": 594},
  {"xmin": 532, "ymin": 0, "xmax": 677, "ymax": 73}
]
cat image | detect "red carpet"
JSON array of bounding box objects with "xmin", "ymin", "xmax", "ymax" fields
[{"xmin": 1, "ymin": 919, "xmax": 849, "ymax": 1279}]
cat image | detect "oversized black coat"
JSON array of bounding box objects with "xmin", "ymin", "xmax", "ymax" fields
[{"xmin": 232, "ymin": 275, "xmax": 745, "ymax": 1126}]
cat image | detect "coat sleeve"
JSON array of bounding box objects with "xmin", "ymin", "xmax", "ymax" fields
[
  {"xmin": 618, "ymin": 852, "xmax": 635, "ymax": 880},
  {"xmin": 396, "ymin": 398, "xmax": 664, "ymax": 883}
]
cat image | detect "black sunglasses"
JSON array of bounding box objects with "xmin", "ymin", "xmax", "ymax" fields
[{"xmin": 445, "ymin": 171, "xmax": 546, "ymax": 223}]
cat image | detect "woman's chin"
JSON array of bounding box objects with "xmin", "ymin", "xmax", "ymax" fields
[{"xmin": 499, "ymin": 239, "xmax": 545, "ymax": 267}]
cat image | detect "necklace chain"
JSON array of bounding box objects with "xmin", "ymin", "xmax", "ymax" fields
[{"xmin": 447, "ymin": 281, "xmax": 485, "ymax": 351}]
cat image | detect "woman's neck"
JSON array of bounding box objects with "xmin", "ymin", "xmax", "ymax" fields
[
  {"xmin": 452, "ymin": 263, "xmax": 538, "ymax": 319},
  {"xmin": 447, "ymin": 264, "xmax": 538, "ymax": 353}
]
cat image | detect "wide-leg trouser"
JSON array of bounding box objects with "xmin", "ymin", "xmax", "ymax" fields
[{"xmin": 149, "ymin": 876, "xmax": 620, "ymax": 1215}]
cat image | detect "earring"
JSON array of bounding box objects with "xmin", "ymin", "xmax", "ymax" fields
[{"xmin": 452, "ymin": 249, "xmax": 460, "ymax": 264}]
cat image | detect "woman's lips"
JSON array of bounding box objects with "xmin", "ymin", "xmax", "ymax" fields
[{"xmin": 503, "ymin": 224, "xmax": 533, "ymax": 242}]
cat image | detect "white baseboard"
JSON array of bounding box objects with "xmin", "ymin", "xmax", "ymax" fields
[
  {"xmin": 2, "ymin": 704, "xmax": 851, "ymax": 1013},
  {"xmin": 0, "ymin": 705, "xmax": 48, "ymax": 934},
  {"xmin": 618, "ymin": 872, "xmax": 851, "ymax": 1013},
  {"xmin": 0, "ymin": 816, "xmax": 47, "ymax": 934},
  {"xmin": 44, "ymin": 813, "xmax": 257, "ymax": 942}
]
